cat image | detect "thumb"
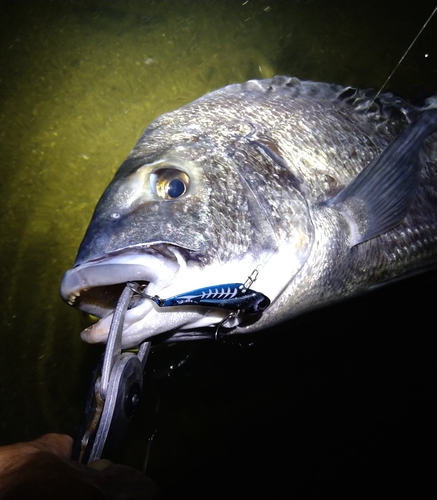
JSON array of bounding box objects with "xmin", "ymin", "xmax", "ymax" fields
[{"xmin": 28, "ymin": 433, "xmax": 73, "ymax": 459}]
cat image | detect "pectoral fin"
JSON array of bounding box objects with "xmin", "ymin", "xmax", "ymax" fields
[{"xmin": 327, "ymin": 109, "xmax": 437, "ymax": 247}]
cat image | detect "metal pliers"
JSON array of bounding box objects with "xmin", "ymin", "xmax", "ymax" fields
[
  {"xmin": 72, "ymin": 276, "xmax": 270, "ymax": 463},
  {"xmin": 72, "ymin": 285, "xmax": 150, "ymax": 464}
]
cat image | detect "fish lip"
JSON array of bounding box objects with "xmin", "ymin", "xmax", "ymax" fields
[{"xmin": 60, "ymin": 246, "xmax": 182, "ymax": 317}]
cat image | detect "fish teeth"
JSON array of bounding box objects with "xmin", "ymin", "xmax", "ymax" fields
[{"xmin": 67, "ymin": 290, "xmax": 82, "ymax": 305}]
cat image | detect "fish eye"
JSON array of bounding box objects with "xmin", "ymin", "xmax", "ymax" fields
[{"xmin": 150, "ymin": 168, "xmax": 190, "ymax": 200}]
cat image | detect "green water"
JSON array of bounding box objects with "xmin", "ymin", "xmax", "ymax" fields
[
  {"xmin": 0, "ymin": 0, "xmax": 436, "ymax": 495},
  {"xmin": 0, "ymin": 0, "xmax": 282, "ymax": 442}
]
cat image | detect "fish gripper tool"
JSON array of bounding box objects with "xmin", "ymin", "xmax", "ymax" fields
[{"xmin": 72, "ymin": 284, "xmax": 150, "ymax": 464}]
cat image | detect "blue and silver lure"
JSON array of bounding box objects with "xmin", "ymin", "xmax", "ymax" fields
[{"xmin": 128, "ymin": 282, "xmax": 270, "ymax": 315}]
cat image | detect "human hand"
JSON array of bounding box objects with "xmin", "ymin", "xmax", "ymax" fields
[{"xmin": 0, "ymin": 433, "xmax": 159, "ymax": 500}]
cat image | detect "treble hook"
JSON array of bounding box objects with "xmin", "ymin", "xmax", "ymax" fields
[{"xmin": 214, "ymin": 311, "xmax": 239, "ymax": 340}]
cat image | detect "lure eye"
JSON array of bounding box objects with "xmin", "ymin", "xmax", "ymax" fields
[{"xmin": 150, "ymin": 168, "xmax": 190, "ymax": 200}]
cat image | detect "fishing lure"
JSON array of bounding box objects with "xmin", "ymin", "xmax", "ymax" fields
[{"xmin": 128, "ymin": 282, "xmax": 270, "ymax": 315}]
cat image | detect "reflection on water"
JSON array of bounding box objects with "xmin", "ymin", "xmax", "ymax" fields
[{"xmin": 0, "ymin": 0, "xmax": 436, "ymax": 497}]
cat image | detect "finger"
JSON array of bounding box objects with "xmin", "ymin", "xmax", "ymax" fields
[
  {"xmin": 88, "ymin": 459, "xmax": 113, "ymax": 471},
  {"xmin": 29, "ymin": 433, "xmax": 73, "ymax": 459}
]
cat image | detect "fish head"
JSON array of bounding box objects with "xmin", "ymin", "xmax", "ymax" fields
[{"xmin": 60, "ymin": 90, "xmax": 314, "ymax": 347}]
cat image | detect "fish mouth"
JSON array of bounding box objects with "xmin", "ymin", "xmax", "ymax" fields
[
  {"xmin": 60, "ymin": 245, "xmax": 229, "ymax": 347},
  {"xmin": 60, "ymin": 245, "xmax": 182, "ymax": 345},
  {"xmin": 61, "ymin": 245, "xmax": 181, "ymax": 316}
]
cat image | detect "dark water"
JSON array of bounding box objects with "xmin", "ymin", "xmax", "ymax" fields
[{"xmin": 0, "ymin": 0, "xmax": 436, "ymax": 498}]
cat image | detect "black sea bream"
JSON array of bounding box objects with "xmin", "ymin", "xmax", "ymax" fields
[{"xmin": 60, "ymin": 76, "xmax": 437, "ymax": 348}]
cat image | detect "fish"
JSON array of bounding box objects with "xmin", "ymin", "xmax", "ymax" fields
[{"xmin": 60, "ymin": 76, "xmax": 437, "ymax": 348}]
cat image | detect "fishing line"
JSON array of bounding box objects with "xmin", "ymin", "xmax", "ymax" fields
[{"xmin": 367, "ymin": 5, "xmax": 437, "ymax": 110}]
